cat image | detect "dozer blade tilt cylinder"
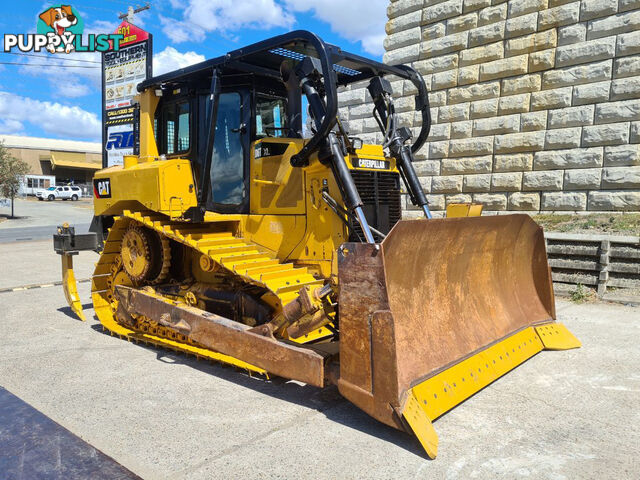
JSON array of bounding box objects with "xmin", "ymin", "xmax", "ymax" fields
[
  {"xmin": 296, "ymin": 57, "xmax": 375, "ymax": 243},
  {"xmin": 368, "ymin": 76, "xmax": 432, "ymax": 219},
  {"xmin": 396, "ymin": 143, "xmax": 432, "ymax": 220},
  {"xmin": 337, "ymin": 214, "xmax": 580, "ymax": 458},
  {"xmin": 327, "ymin": 131, "xmax": 376, "ymax": 243}
]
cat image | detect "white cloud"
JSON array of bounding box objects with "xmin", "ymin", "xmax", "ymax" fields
[
  {"xmin": 187, "ymin": 0, "xmax": 295, "ymax": 31},
  {"xmin": 283, "ymin": 0, "xmax": 387, "ymax": 56},
  {"xmin": 0, "ymin": 118, "xmax": 25, "ymax": 135},
  {"xmin": 0, "ymin": 92, "xmax": 101, "ymax": 141},
  {"xmin": 16, "ymin": 19, "xmax": 118, "ymax": 99},
  {"xmin": 159, "ymin": 0, "xmax": 387, "ymax": 56},
  {"xmin": 56, "ymin": 80, "xmax": 92, "ymax": 98},
  {"xmin": 85, "ymin": 20, "xmax": 118, "ymax": 35},
  {"xmin": 19, "ymin": 50, "xmax": 101, "ymax": 100},
  {"xmin": 160, "ymin": 15, "xmax": 206, "ymax": 44},
  {"xmin": 153, "ymin": 46, "xmax": 206, "ymax": 76},
  {"xmin": 132, "ymin": 10, "xmax": 151, "ymax": 28},
  {"xmin": 161, "ymin": 0, "xmax": 295, "ymax": 43}
]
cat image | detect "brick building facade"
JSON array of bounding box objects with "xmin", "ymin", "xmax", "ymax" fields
[{"xmin": 339, "ymin": 0, "xmax": 640, "ymax": 215}]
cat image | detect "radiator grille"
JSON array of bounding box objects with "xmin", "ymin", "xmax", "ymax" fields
[{"xmin": 349, "ymin": 171, "xmax": 402, "ymax": 242}]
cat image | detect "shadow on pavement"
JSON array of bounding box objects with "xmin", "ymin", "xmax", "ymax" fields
[
  {"xmin": 0, "ymin": 386, "xmax": 141, "ymax": 480},
  {"xmin": 87, "ymin": 321, "xmax": 425, "ymax": 458},
  {"xmin": 0, "ymin": 214, "xmax": 26, "ymax": 221},
  {"xmin": 57, "ymin": 303, "xmax": 94, "ymax": 320}
]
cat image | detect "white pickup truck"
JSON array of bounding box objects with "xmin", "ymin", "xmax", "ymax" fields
[{"xmin": 36, "ymin": 185, "xmax": 82, "ymax": 201}]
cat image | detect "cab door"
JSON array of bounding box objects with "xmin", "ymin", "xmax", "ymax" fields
[
  {"xmin": 204, "ymin": 89, "xmax": 251, "ymax": 214},
  {"xmin": 250, "ymin": 94, "xmax": 305, "ymax": 215}
]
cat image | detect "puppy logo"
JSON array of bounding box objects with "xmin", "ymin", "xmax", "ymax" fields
[
  {"xmin": 4, "ymin": 4, "xmax": 121, "ymax": 54},
  {"xmin": 37, "ymin": 4, "xmax": 83, "ymax": 54}
]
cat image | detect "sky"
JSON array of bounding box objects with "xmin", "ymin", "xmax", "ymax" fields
[{"xmin": 0, "ymin": 0, "xmax": 388, "ymax": 143}]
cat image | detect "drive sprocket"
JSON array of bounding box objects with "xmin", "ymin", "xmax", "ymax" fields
[{"xmin": 121, "ymin": 223, "xmax": 171, "ymax": 285}]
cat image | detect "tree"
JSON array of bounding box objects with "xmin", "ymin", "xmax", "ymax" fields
[{"xmin": 0, "ymin": 141, "xmax": 30, "ymax": 218}]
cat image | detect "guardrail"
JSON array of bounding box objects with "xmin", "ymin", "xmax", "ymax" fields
[{"xmin": 545, "ymin": 232, "xmax": 640, "ymax": 298}]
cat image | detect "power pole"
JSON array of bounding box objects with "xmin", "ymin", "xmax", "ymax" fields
[{"xmin": 118, "ymin": 3, "xmax": 151, "ymax": 23}]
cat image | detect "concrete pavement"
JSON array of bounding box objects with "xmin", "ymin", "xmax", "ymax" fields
[
  {"xmin": 0, "ymin": 197, "xmax": 93, "ymax": 228},
  {"xmin": 0, "ymin": 240, "xmax": 96, "ymax": 289},
  {"xmin": 0, "ymin": 198, "xmax": 93, "ymax": 242},
  {"xmin": 0, "ymin": 224, "xmax": 91, "ymax": 243},
  {"xmin": 0, "ymin": 386, "xmax": 140, "ymax": 479},
  {"xmin": 0, "ymin": 242, "xmax": 638, "ymax": 479}
]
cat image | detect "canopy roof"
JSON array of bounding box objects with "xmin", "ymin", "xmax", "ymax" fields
[
  {"xmin": 138, "ymin": 30, "xmax": 411, "ymax": 91},
  {"xmin": 49, "ymin": 151, "xmax": 101, "ymax": 170}
]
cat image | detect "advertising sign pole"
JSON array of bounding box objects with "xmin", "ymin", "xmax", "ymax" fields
[{"xmin": 101, "ymin": 22, "xmax": 152, "ymax": 168}]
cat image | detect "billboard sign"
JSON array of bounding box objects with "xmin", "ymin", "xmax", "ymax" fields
[{"xmin": 102, "ymin": 21, "xmax": 152, "ymax": 167}]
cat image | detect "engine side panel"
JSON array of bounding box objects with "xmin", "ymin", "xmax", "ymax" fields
[{"xmin": 93, "ymin": 159, "xmax": 197, "ymax": 217}]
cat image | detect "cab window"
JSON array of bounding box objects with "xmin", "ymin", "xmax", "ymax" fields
[
  {"xmin": 255, "ymin": 94, "xmax": 287, "ymax": 138},
  {"xmin": 177, "ymin": 103, "xmax": 190, "ymax": 151},
  {"xmin": 165, "ymin": 105, "xmax": 176, "ymax": 154},
  {"xmin": 156, "ymin": 99, "xmax": 191, "ymax": 155},
  {"xmin": 209, "ymin": 92, "xmax": 245, "ymax": 206}
]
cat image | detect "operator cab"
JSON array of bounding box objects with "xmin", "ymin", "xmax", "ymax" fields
[
  {"xmin": 140, "ymin": 30, "xmax": 433, "ymax": 239},
  {"xmin": 153, "ymin": 73, "xmax": 296, "ymax": 213}
]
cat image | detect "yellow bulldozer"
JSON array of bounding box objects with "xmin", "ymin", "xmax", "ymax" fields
[{"xmin": 53, "ymin": 31, "xmax": 580, "ymax": 458}]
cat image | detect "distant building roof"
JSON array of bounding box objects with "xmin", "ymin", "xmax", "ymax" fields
[{"xmin": 0, "ymin": 135, "xmax": 101, "ymax": 154}]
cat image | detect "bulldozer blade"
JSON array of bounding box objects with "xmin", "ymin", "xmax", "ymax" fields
[
  {"xmin": 61, "ymin": 253, "xmax": 85, "ymax": 321},
  {"xmin": 336, "ymin": 214, "xmax": 580, "ymax": 458}
]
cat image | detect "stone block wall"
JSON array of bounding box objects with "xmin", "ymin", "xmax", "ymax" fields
[{"xmin": 339, "ymin": 0, "xmax": 640, "ymax": 214}]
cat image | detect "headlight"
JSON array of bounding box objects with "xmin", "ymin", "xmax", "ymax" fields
[{"xmin": 349, "ymin": 137, "xmax": 363, "ymax": 150}]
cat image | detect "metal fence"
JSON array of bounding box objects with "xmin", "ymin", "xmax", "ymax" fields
[{"xmin": 72, "ymin": 183, "xmax": 93, "ymax": 197}]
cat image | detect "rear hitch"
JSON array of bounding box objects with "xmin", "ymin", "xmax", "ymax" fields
[
  {"xmin": 53, "ymin": 223, "xmax": 99, "ymax": 255},
  {"xmin": 53, "ymin": 223, "xmax": 99, "ymax": 321}
]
